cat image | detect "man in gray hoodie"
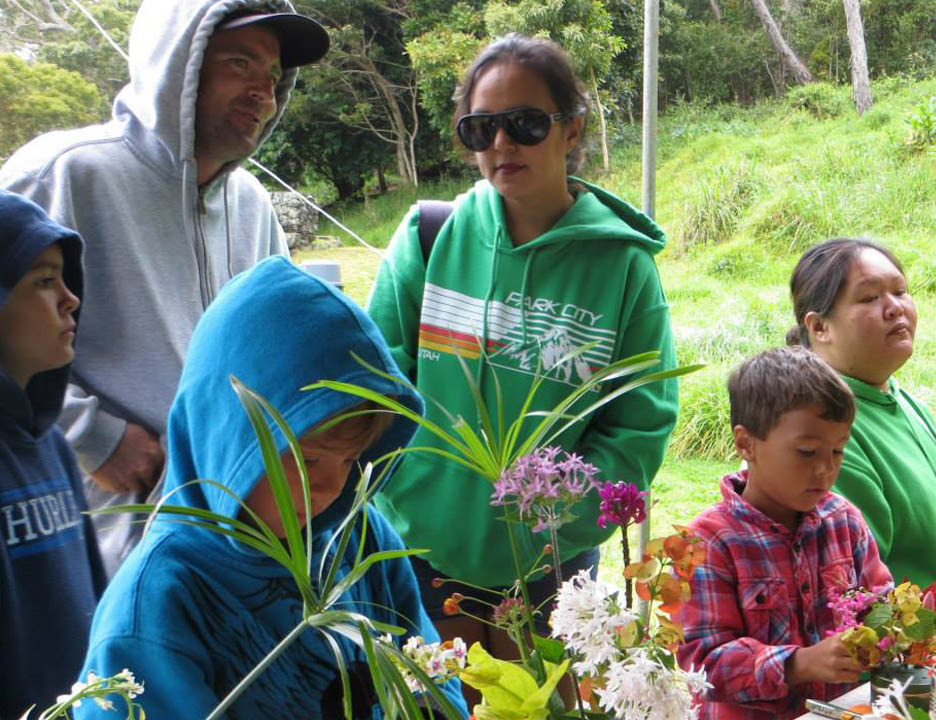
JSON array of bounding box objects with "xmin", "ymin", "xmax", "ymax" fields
[{"xmin": 0, "ymin": 0, "xmax": 329, "ymax": 576}]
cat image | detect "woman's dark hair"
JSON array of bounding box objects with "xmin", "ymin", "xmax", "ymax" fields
[
  {"xmin": 788, "ymin": 238, "xmax": 906, "ymax": 348},
  {"xmin": 453, "ymin": 33, "xmax": 589, "ymax": 174}
]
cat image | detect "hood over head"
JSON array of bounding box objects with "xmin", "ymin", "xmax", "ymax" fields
[
  {"xmin": 161, "ymin": 256, "xmax": 423, "ymax": 545},
  {"xmin": 0, "ymin": 190, "xmax": 83, "ymax": 435},
  {"xmin": 114, "ymin": 0, "xmax": 315, "ymax": 179}
]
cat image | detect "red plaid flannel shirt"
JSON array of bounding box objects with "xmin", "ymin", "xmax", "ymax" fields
[{"xmin": 677, "ymin": 471, "xmax": 892, "ymax": 720}]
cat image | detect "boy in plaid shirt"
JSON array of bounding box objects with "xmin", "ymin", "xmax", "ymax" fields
[{"xmin": 678, "ymin": 347, "xmax": 892, "ymax": 719}]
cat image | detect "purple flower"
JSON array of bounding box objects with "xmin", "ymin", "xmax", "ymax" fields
[
  {"xmin": 596, "ymin": 481, "xmax": 647, "ymax": 529},
  {"xmin": 490, "ymin": 446, "xmax": 601, "ymax": 533}
]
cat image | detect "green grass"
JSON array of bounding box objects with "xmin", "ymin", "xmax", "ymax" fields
[{"xmin": 291, "ymin": 75, "xmax": 936, "ymax": 573}]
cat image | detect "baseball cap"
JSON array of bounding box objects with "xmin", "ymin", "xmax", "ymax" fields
[{"xmin": 216, "ymin": 11, "xmax": 329, "ymax": 68}]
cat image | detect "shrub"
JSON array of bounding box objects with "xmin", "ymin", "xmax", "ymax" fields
[
  {"xmin": 786, "ymin": 82, "xmax": 849, "ymax": 119},
  {"xmin": 905, "ymin": 95, "xmax": 936, "ymax": 151}
]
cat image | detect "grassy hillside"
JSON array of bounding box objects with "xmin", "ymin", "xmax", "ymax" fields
[{"xmin": 294, "ymin": 76, "xmax": 936, "ymax": 576}]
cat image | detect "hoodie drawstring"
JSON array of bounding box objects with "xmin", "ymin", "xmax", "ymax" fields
[
  {"xmin": 518, "ymin": 251, "xmax": 533, "ymax": 346},
  {"xmin": 475, "ymin": 226, "xmax": 501, "ymax": 399}
]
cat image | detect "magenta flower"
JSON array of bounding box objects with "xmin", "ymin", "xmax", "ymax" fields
[
  {"xmin": 491, "ymin": 446, "xmax": 600, "ymax": 533},
  {"xmin": 597, "ymin": 481, "xmax": 647, "ymax": 529}
]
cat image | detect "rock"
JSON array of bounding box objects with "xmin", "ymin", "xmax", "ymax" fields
[{"xmin": 270, "ymin": 191, "xmax": 320, "ymax": 249}]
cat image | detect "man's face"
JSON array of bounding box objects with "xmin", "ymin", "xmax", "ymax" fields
[{"xmin": 194, "ymin": 25, "xmax": 282, "ymax": 183}]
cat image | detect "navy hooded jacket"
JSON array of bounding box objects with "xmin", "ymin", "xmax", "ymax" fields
[
  {"xmin": 0, "ymin": 190, "xmax": 105, "ymax": 719},
  {"xmin": 77, "ymin": 257, "xmax": 467, "ymax": 719}
]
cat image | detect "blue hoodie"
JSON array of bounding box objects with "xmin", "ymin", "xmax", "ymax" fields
[
  {"xmin": 77, "ymin": 257, "xmax": 466, "ymax": 719},
  {"xmin": 0, "ymin": 190, "xmax": 105, "ymax": 719}
]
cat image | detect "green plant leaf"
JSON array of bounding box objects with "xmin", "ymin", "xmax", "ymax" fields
[
  {"xmin": 863, "ymin": 602, "xmax": 894, "ymax": 632},
  {"xmin": 325, "ymin": 548, "xmax": 428, "ymax": 606},
  {"xmin": 318, "ymin": 629, "xmax": 354, "ymax": 720},
  {"xmin": 905, "ymin": 609, "xmax": 936, "ymax": 641},
  {"xmin": 531, "ymin": 633, "xmax": 566, "ymax": 664}
]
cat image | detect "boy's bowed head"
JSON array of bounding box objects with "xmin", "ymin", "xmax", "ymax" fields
[{"xmin": 728, "ymin": 346, "xmax": 855, "ymax": 532}]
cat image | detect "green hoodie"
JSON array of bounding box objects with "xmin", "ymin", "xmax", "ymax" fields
[
  {"xmin": 835, "ymin": 375, "xmax": 936, "ymax": 587},
  {"xmin": 367, "ymin": 178, "xmax": 678, "ymax": 586}
]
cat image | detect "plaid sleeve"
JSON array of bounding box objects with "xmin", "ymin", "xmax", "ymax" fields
[{"xmin": 678, "ymin": 531, "xmax": 798, "ymax": 709}]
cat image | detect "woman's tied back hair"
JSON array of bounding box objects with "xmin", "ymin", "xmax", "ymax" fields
[
  {"xmin": 452, "ymin": 33, "xmax": 589, "ymax": 174},
  {"xmin": 728, "ymin": 346, "xmax": 855, "ymax": 439}
]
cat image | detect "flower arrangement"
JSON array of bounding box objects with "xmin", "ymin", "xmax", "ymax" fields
[
  {"xmin": 424, "ymin": 443, "xmax": 710, "ymax": 720},
  {"xmin": 832, "ymin": 582, "xmax": 936, "ymax": 668}
]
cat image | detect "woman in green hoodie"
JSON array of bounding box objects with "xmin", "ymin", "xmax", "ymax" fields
[
  {"xmin": 367, "ymin": 34, "xmax": 678, "ymax": 655},
  {"xmin": 788, "ymin": 239, "xmax": 935, "ymax": 587}
]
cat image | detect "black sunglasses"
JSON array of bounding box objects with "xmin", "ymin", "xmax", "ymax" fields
[{"xmin": 456, "ymin": 107, "xmax": 571, "ymax": 152}]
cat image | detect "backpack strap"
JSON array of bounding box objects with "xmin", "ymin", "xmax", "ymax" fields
[{"xmin": 416, "ymin": 200, "xmax": 454, "ymax": 264}]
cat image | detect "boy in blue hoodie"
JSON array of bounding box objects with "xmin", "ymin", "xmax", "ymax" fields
[
  {"xmin": 0, "ymin": 190, "xmax": 106, "ymax": 718},
  {"xmin": 77, "ymin": 257, "xmax": 467, "ymax": 719}
]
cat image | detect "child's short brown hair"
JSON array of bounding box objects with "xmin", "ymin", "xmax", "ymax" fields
[{"xmin": 728, "ymin": 346, "xmax": 855, "ymax": 439}]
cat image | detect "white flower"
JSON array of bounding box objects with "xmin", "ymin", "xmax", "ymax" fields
[
  {"xmin": 551, "ymin": 569, "xmax": 639, "ymax": 675},
  {"xmin": 94, "ymin": 697, "xmax": 115, "ymax": 711},
  {"xmin": 593, "ymin": 649, "xmax": 709, "ymax": 720}
]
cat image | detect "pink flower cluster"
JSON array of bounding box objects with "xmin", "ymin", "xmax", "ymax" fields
[
  {"xmin": 490, "ymin": 447, "xmax": 600, "ymax": 533},
  {"xmin": 827, "ymin": 585, "xmax": 889, "ymax": 634},
  {"xmin": 597, "ymin": 481, "xmax": 648, "ymax": 529}
]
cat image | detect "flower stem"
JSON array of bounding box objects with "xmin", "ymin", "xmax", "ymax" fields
[
  {"xmin": 505, "ymin": 519, "xmax": 534, "ymax": 667},
  {"xmin": 549, "ymin": 523, "xmax": 563, "ymax": 587},
  {"xmin": 621, "ymin": 526, "xmax": 632, "ymax": 610},
  {"xmin": 206, "ymin": 618, "xmax": 307, "ymax": 719}
]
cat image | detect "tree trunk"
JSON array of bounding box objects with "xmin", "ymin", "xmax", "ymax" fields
[
  {"xmin": 843, "ymin": 0, "xmax": 873, "ymax": 115},
  {"xmin": 589, "ymin": 68, "xmax": 610, "ymax": 172},
  {"xmin": 376, "ymin": 166, "xmax": 387, "ymax": 194},
  {"xmin": 750, "ymin": 0, "xmax": 812, "ymax": 85},
  {"xmin": 709, "ymin": 0, "xmax": 723, "ymax": 22}
]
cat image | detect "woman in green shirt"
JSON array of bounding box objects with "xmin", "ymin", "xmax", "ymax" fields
[{"xmin": 788, "ymin": 239, "xmax": 935, "ymax": 587}]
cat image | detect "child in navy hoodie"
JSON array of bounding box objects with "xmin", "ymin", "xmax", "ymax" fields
[
  {"xmin": 77, "ymin": 257, "xmax": 467, "ymax": 719},
  {"xmin": 0, "ymin": 190, "xmax": 106, "ymax": 718}
]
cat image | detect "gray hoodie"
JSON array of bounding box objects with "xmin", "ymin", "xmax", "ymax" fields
[{"xmin": 0, "ymin": 0, "xmax": 299, "ymax": 574}]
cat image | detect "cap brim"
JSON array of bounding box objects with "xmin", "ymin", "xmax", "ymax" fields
[{"xmin": 218, "ymin": 13, "xmax": 329, "ymax": 68}]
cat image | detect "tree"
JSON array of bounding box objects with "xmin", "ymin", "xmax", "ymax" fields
[
  {"xmin": 1, "ymin": 0, "xmax": 138, "ymax": 104},
  {"xmin": 294, "ymin": 0, "xmax": 424, "ymax": 187},
  {"xmin": 255, "ymin": 70, "xmax": 391, "ymax": 200},
  {"xmin": 843, "ymin": 0, "xmax": 872, "ymax": 114},
  {"xmin": 749, "ymin": 0, "xmax": 812, "ymax": 84},
  {"xmin": 0, "ymin": 53, "xmax": 102, "ymax": 161}
]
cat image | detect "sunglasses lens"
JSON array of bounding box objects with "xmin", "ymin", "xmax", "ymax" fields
[
  {"xmin": 457, "ymin": 115, "xmax": 497, "ymax": 151},
  {"xmin": 506, "ymin": 109, "xmax": 552, "ymax": 145},
  {"xmin": 456, "ymin": 109, "xmax": 558, "ymax": 151}
]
